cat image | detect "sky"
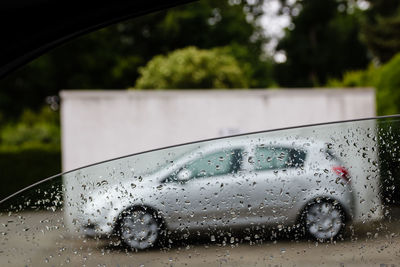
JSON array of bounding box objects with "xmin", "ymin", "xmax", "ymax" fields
[{"xmin": 261, "ymin": 0, "xmax": 291, "ymax": 62}]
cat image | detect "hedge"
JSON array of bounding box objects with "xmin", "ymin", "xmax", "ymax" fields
[{"xmin": 0, "ymin": 146, "xmax": 61, "ymax": 201}]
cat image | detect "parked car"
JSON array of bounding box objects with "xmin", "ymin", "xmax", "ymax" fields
[{"xmin": 79, "ymin": 138, "xmax": 354, "ymax": 250}]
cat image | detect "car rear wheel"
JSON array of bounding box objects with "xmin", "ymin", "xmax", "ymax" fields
[
  {"xmin": 118, "ymin": 209, "xmax": 160, "ymax": 250},
  {"xmin": 303, "ymin": 201, "xmax": 345, "ymax": 240}
]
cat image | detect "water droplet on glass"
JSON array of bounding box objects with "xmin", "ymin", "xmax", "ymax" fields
[{"xmin": 248, "ymin": 156, "xmax": 254, "ymax": 164}]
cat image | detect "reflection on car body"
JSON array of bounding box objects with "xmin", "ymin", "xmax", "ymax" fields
[{"xmin": 79, "ymin": 138, "xmax": 354, "ymax": 250}]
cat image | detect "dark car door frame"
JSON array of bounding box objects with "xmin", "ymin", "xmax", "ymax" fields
[{"xmin": 0, "ymin": 0, "xmax": 196, "ymax": 79}]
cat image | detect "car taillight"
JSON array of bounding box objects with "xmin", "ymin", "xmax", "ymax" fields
[{"xmin": 332, "ymin": 166, "xmax": 350, "ymax": 183}]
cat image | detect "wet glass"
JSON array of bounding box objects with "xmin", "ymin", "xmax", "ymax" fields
[{"xmin": 1, "ymin": 116, "xmax": 400, "ymax": 266}]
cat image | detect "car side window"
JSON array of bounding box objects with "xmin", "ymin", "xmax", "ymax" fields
[
  {"xmin": 165, "ymin": 149, "xmax": 243, "ymax": 183},
  {"xmin": 254, "ymin": 146, "xmax": 306, "ymax": 171}
]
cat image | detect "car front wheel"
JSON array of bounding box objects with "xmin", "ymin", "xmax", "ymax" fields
[{"xmin": 118, "ymin": 208, "xmax": 160, "ymax": 250}]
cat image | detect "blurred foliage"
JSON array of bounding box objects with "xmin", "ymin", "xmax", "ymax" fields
[
  {"xmin": 1, "ymin": 0, "xmax": 400, "ymax": 114},
  {"xmin": 376, "ymin": 54, "xmax": 400, "ymax": 115},
  {"xmin": 275, "ymin": 0, "xmax": 370, "ymax": 87},
  {"xmin": 1, "ymin": 0, "xmax": 400, "ymax": 113},
  {"xmin": 0, "ymin": 0, "xmax": 270, "ymax": 119},
  {"xmin": 135, "ymin": 46, "xmax": 249, "ymax": 89},
  {"xmin": 0, "ymin": 106, "xmax": 60, "ymax": 149},
  {"xmin": 326, "ymin": 63, "xmax": 381, "ymax": 88},
  {"xmin": 327, "ymin": 53, "xmax": 400, "ymax": 116},
  {"xmin": 360, "ymin": 0, "xmax": 400, "ymax": 63}
]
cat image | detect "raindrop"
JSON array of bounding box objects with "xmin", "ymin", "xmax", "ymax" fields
[
  {"xmin": 248, "ymin": 156, "xmax": 254, "ymax": 164},
  {"xmin": 96, "ymin": 180, "xmax": 108, "ymax": 187}
]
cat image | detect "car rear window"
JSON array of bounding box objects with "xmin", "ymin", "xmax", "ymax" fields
[{"xmin": 254, "ymin": 146, "xmax": 306, "ymax": 170}]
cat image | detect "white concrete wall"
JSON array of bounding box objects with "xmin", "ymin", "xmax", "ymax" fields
[{"xmin": 60, "ymin": 89, "xmax": 375, "ymax": 172}]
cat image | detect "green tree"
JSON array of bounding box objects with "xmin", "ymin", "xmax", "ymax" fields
[
  {"xmin": 276, "ymin": 0, "xmax": 369, "ymax": 87},
  {"xmin": 135, "ymin": 46, "xmax": 248, "ymax": 89},
  {"xmin": 361, "ymin": 0, "xmax": 400, "ymax": 63}
]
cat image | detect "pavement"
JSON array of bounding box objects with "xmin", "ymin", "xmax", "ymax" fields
[{"xmin": 0, "ymin": 210, "xmax": 399, "ymax": 267}]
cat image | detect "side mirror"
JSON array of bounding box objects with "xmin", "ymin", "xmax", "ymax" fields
[{"xmin": 176, "ymin": 168, "xmax": 192, "ymax": 182}]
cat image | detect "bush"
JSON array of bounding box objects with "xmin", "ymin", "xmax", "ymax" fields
[
  {"xmin": 376, "ymin": 54, "xmax": 400, "ymax": 115},
  {"xmin": 1, "ymin": 107, "xmax": 60, "ymax": 148},
  {"xmin": 326, "ymin": 63, "xmax": 381, "ymax": 88},
  {"xmin": 134, "ymin": 46, "xmax": 249, "ymax": 89}
]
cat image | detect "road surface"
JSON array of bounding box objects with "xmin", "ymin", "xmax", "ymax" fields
[{"xmin": 0, "ymin": 210, "xmax": 399, "ymax": 266}]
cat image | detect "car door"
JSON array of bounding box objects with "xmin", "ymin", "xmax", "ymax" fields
[
  {"xmin": 158, "ymin": 147, "xmax": 246, "ymax": 231},
  {"xmin": 246, "ymin": 145, "xmax": 307, "ymax": 225}
]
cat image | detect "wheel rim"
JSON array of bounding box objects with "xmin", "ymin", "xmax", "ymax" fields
[
  {"xmin": 305, "ymin": 202, "xmax": 343, "ymax": 240},
  {"xmin": 120, "ymin": 210, "xmax": 159, "ymax": 249}
]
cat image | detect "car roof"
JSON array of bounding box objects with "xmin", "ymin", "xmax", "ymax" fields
[{"xmin": 189, "ymin": 136, "xmax": 327, "ymax": 155}]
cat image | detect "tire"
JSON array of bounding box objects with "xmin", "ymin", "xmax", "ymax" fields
[
  {"xmin": 302, "ymin": 200, "xmax": 345, "ymax": 241},
  {"xmin": 118, "ymin": 208, "xmax": 160, "ymax": 250}
]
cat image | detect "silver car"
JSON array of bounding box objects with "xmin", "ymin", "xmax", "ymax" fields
[{"xmin": 80, "ymin": 138, "xmax": 354, "ymax": 250}]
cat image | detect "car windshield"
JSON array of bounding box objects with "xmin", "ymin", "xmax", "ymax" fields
[{"xmin": 1, "ymin": 0, "xmax": 400, "ymax": 266}]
